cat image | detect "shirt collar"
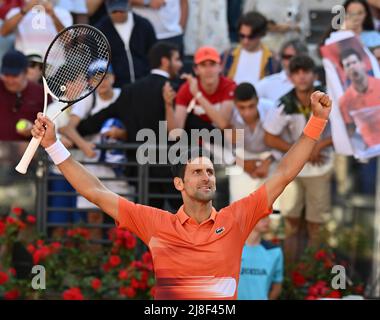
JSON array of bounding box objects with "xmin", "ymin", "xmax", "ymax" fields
[
  {"xmin": 176, "ymin": 205, "xmax": 217, "ymax": 225},
  {"xmin": 151, "ymin": 69, "xmax": 170, "ymax": 78}
]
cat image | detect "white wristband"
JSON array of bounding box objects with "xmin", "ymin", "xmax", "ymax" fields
[{"xmin": 45, "ymin": 140, "xmax": 70, "ymax": 165}]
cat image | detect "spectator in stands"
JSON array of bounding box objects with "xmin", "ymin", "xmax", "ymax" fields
[
  {"xmin": 322, "ymin": 0, "xmax": 380, "ymax": 50},
  {"xmin": 58, "ymin": 0, "xmax": 88, "ymax": 24},
  {"xmin": 263, "ymin": 55, "xmax": 334, "ymax": 264},
  {"xmin": 97, "ymin": 0, "xmax": 157, "ymax": 87},
  {"xmin": 59, "ymin": 62, "xmax": 131, "ymax": 246},
  {"xmin": 227, "ymin": 83, "xmax": 276, "ymax": 203},
  {"xmin": 76, "ymin": 42, "xmax": 183, "ymax": 211},
  {"xmin": 165, "ymin": 46, "xmax": 236, "ymax": 134},
  {"xmin": 343, "ymin": 0, "xmax": 380, "ymax": 49},
  {"xmin": 243, "ymin": 0, "xmax": 310, "ymax": 54},
  {"xmin": 0, "ymin": 0, "xmax": 73, "ymax": 58},
  {"xmin": 0, "ymin": 0, "xmax": 22, "ymax": 60},
  {"xmin": 184, "ymin": 0, "xmax": 230, "ymax": 56},
  {"xmin": 256, "ymin": 39, "xmax": 308, "ymax": 104},
  {"xmin": 222, "ymin": 11, "xmax": 280, "ymax": 87},
  {"xmin": 131, "ymin": 0, "xmax": 188, "ymax": 56},
  {"xmin": 25, "ymin": 52, "xmax": 43, "ymax": 84},
  {"xmin": 0, "ymin": 50, "xmax": 44, "ymax": 141},
  {"xmin": 238, "ymin": 216, "xmax": 283, "ymax": 300}
]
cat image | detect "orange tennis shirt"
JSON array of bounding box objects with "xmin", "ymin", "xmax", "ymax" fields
[
  {"xmin": 116, "ymin": 184, "xmax": 272, "ymax": 300},
  {"xmin": 339, "ymin": 77, "xmax": 380, "ymax": 147}
]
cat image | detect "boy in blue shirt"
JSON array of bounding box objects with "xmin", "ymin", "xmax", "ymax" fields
[{"xmin": 238, "ymin": 216, "xmax": 284, "ymax": 300}]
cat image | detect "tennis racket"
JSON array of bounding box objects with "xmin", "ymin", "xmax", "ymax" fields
[{"xmin": 15, "ymin": 24, "xmax": 111, "ymax": 174}]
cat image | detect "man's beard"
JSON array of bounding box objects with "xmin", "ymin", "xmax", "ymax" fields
[{"xmin": 192, "ymin": 189, "xmax": 216, "ymax": 202}]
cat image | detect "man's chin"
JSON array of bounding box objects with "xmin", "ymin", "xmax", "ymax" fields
[{"xmin": 194, "ymin": 191, "xmax": 216, "ymax": 202}]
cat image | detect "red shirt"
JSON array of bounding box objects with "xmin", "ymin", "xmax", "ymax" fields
[
  {"xmin": 0, "ymin": 80, "xmax": 44, "ymax": 141},
  {"xmin": 176, "ymin": 76, "xmax": 236, "ymax": 123},
  {"xmin": 116, "ymin": 184, "xmax": 272, "ymax": 300},
  {"xmin": 0, "ymin": 0, "xmax": 23, "ymax": 19}
]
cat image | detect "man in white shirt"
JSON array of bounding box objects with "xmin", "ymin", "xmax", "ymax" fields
[
  {"xmin": 227, "ymin": 82, "xmax": 277, "ymax": 204},
  {"xmin": 222, "ymin": 11, "xmax": 279, "ymax": 87},
  {"xmin": 131, "ymin": 0, "xmax": 188, "ymax": 56},
  {"xmin": 255, "ymin": 39, "xmax": 308, "ymax": 105},
  {"xmin": 0, "ymin": 0, "xmax": 73, "ymax": 58},
  {"xmin": 263, "ymin": 55, "xmax": 334, "ymax": 264}
]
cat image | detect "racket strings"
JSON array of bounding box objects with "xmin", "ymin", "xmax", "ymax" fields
[{"xmin": 44, "ymin": 26, "xmax": 110, "ymax": 103}]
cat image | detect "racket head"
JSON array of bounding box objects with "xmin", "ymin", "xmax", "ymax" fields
[{"xmin": 42, "ymin": 24, "xmax": 111, "ymax": 104}]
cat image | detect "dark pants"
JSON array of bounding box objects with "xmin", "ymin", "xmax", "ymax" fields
[{"xmin": 227, "ymin": 0, "xmax": 243, "ymax": 43}]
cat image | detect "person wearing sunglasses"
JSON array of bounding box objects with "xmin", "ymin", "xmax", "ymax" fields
[
  {"xmin": 255, "ymin": 39, "xmax": 309, "ymax": 104},
  {"xmin": 26, "ymin": 52, "xmax": 43, "ymax": 84},
  {"xmin": 222, "ymin": 11, "xmax": 280, "ymax": 87},
  {"xmin": 0, "ymin": 49, "xmax": 44, "ymax": 141}
]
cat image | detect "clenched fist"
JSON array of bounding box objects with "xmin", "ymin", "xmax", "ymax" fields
[
  {"xmin": 31, "ymin": 113, "xmax": 57, "ymax": 148},
  {"xmin": 310, "ymin": 91, "xmax": 332, "ymax": 120}
]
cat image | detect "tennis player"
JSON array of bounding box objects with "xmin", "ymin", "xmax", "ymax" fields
[{"xmin": 31, "ymin": 90, "xmax": 332, "ymax": 300}]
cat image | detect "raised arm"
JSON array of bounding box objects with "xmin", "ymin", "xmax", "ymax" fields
[
  {"xmin": 32, "ymin": 113, "xmax": 119, "ymax": 221},
  {"xmin": 86, "ymin": 0, "xmax": 104, "ymax": 17},
  {"xmin": 0, "ymin": 0, "xmax": 39, "ymax": 36},
  {"xmin": 264, "ymin": 91, "xmax": 332, "ymax": 208}
]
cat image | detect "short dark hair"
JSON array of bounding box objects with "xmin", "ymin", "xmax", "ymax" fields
[
  {"xmin": 340, "ymin": 48, "xmax": 362, "ymax": 64},
  {"xmin": 280, "ymin": 39, "xmax": 308, "ymax": 56},
  {"xmin": 234, "ymin": 82, "xmax": 257, "ymax": 101},
  {"xmin": 289, "ymin": 55, "xmax": 316, "ymax": 74},
  {"xmin": 237, "ymin": 11, "xmax": 267, "ymax": 38},
  {"xmin": 170, "ymin": 148, "xmax": 213, "ymax": 180},
  {"xmin": 148, "ymin": 41, "xmax": 179, "ymax": 69}
]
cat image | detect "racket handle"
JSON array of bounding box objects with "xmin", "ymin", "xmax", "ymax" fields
[{"xmin": 15, "ymin": 136, "xmax": 42, "ymax": 174}]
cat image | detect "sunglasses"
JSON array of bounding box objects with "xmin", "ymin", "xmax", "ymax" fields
[
  {"xmin": 29, "ymin": 61, "xmax": 43, "ymax": 69},
  {"xmin": 281, "ymin": 54, "xmax": 295, "ymax": 60},
  {"xmin": 238, "ymin": 33, "xmax": 257, "ymax": 40}
]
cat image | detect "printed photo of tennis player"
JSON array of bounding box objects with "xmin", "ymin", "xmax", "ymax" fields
[{"xmin": 321, "ymin": 36, "xmax": 380, "ymax": 159}]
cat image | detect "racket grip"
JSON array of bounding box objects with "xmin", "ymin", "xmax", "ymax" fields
[{"xmin": 15, "ymin": 136, "xmax": 42, "ymax": 174}]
